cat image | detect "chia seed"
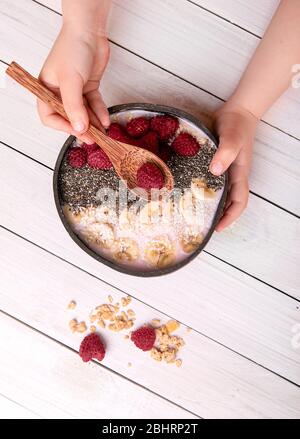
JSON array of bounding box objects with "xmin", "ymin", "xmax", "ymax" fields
[
  {"xmin": 167, "ymin": 142, "xmax": 225, "ymax": 191},
  {"xmin": 59, "ymin": 158, "xmax": 119, "ymax": 209},
  {"xmin": 59, "ymin": 138, "xmax": 224, "ymax": 210}
]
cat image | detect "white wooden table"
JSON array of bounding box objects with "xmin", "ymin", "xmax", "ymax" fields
[{"xmin": 0, "ymin": 0, "xmax": 299, "ymax": 419}]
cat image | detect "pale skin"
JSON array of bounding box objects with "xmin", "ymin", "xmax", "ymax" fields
[{"xmin": 38, "ymin": 0, "xmax": 300, "ymax": 231}]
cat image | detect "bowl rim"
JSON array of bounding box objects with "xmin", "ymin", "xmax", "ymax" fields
[{"xmin": 53, "ymin": 103, "xmax": 228, "ymax": 277}]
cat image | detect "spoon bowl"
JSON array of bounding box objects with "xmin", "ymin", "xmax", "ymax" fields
[{"xmin": 88, "ymin": 125, "xmax": 174, "ymax": 198}]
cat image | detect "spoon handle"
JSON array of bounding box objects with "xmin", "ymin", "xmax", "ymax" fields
[{"xmin": 5, "ymin": 62, "xmax": 124, "ymax": 160}]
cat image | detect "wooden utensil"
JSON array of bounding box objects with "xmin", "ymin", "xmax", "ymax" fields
[{"xmin": 6, "ymin": 62, "xmax": 174, "ymax": 198}]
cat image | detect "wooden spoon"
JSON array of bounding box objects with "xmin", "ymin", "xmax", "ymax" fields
[{"xmin": 6, "ymin": 62, "xmax": 174, "ymax": 198}]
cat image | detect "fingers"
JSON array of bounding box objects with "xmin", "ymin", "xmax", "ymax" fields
[
  {"xmin": 37, "ymin": 99, "xmax": 94, "ymax": 144},
  {"xmin": 59, "ymin": 71, "xmax": 89, "ymax": 134},
  {"xmin": 216, "ymin": 178, "xmax": 249, "ymax": 232},
  {"xmin": 37, "ymin": 99, "xmax": 72, "ymax": 132},
  {"xmin": 209, "ymin": 129, "xmax": 244, "ymax": 176},
  {"xmin": 86, "ymin": 89, "xmax": 110, "ymax": 129}
]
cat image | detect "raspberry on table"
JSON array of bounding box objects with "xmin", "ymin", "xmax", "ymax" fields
[
  {"xmin": 79, "ymin": 333, "xmax": 106, "ymax": 362},
  {"xmin": 87, "ymin": 148, "xmax": 113, "ymax": 169},
  {"xmin": 150, "ymin": 115, "xmax": 179, "ymax": 141},
  {"xmin": 137, "ymin": 162, "xmax": 164, "ymax": 190},
  {"xmin": 126, "ymin": 117, "xmax": 150, "ymax": 138},
  {"xmin": 67, "ymin": 147, "xmax": 87, "ymax": 168},
  {"xmin": 131, "ymin": 326, "xmax": 156, "ymax": 351},
  {"xmin": 171, "ymin": 132, "xmax": 200, "ymax": 157}
]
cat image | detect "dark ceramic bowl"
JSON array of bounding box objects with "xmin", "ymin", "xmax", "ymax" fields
[{"xmin": 53, "ymin": 103, "xmax": 228, "ymax": 277}]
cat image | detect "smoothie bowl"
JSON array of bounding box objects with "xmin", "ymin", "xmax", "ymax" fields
[{"xmin": 53, "ymin": 104, "xmax": 228, "ymax": 276}]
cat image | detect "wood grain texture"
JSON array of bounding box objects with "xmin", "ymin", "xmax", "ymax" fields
[
  {"xmin": 0, "ymin": 393, "xmax": 40, "ymax": 419},
  {"xmin": 1, "ymin": 0, "xmax": 300, "ymax": 419},
  {"xmin": 0, "ymin": 144, "xmax": 299, "ymax": 385},
  {"xmin": 0, "ymin": 312, "xmax": 195, "ymax": 419},
  {"xmin": 1, "ymin": 1, "xmax": 299, "ymax": 215},
  {"xmin": 193, "ymin": 0, "xmax": 280, "ymax": 36},
  {"xmin": 39, "ymin": 0, "xmax": 300, "ymax": 139},
  {"xmin": 1, "ymin": 228, "xmax": 300, "ymax": 419}
]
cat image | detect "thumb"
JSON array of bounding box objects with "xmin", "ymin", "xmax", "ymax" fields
[
  {"xmin": 59, "ymin": 72, "xmax": 89, "ymax": 133},
  {"xmin": 209, "ymin": 131, "xmax": 243, "ymax": 176}
]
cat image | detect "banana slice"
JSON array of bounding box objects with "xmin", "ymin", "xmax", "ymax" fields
[
  {"xmin": 144, "ymin": 236, "xmax": 176, "ymax": 269},
  {"xmin": 178, "ymin": 191, "xmax": 197, "ymax": 226},
  {"xmin": 118, "ymin": 208, "xmax": 136, "ymax": 231},
  {"xmin": 62, "ymin": 204, "xmax": 85, "ymax": 225},
  {"xmin": 112, "ymin": 238, "xmax": 139, "ymax": 262},
  {"xmin": 82, "ymin": 222, "xmax": 115, "ymax": 249},
  {"xmin": 178, "ymin": 190, "xmax": 205, "ymax": 227},
  {"xmin": 139, "ymin": 200, "xmax": 174, "ymax": 227},
  {"xmin": 95, "ymin": 205, "xmax": 117, "ymax": 224},
  {"xmin": 180, "ymin": 228, "xmax": 204, "ymax": 253},
  {"xmin": 79, "ymin": 206, "xmax": 97, "ymax": 227},
  {"xmin": 178, "ymin": 190, "xmax": 194, "ymax": 212},
  {"xmin": 191, "ymin": 178, "xmax": 216, "ymax": 200}
]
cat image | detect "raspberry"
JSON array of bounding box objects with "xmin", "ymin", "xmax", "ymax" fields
[
  {"xmin": 158, "ymin": 143, "xmax": 172, "ymax": 162},
  {"xmin": 87, "ymin": 148, "xmax": 113, "ymax": 169},
  {"xmin": 67, "ymin": 147, "xmax": 87, "ymax": 168},
  {"xmin": 126, "ymin": 117, "xmax": 150, "ymax": 138},
  {"xmin": 131, "ymin": 326, "xmax": 156, "ymax": 351},
  {"xmin": 138, "ymin": 131, "xmax": 159, "ymax": 154},
  {"xmin": 137, "ymin": 163, "xmax": 164, "ymax": 190},
  {"xmin": 79, "ymin": 333, "xmax": 105, "ymax": 362},
  {"xmin": 108, "ymin": 122, "xmax": 139, "ymax": 146},
  {"xmin": 81, "ymin": 143, "xmax": 99, "ymax": 156},
  {"xmin": 108, "ymin": 123, "xmax": 128, "ymax": 142},
  {"xmin": 150, "ymin": 115, "xmax": 179, "ymax": 141},
  {"xmin": 171, "ymin": 132, "xmax": 200, "ymax": 157}
]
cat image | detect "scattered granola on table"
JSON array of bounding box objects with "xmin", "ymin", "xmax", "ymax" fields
[{"xmin": 67, "ymin": 295, "xmax": 186, "ymax": 367}]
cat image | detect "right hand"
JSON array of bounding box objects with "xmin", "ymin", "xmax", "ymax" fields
[
  {"xmin": 38, "ymin": 24, "xmax": 110, "ymax": 143},
  {"xmin": 210, "ymin": 103, "xmax": 258, "ymax": 231}
]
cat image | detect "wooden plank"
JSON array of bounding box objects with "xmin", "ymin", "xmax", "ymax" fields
[
  {"xmin": 37, "ymin": 0, "xmax": 300, "ymax": 140},
  {"xmin": 1, "ymin": 228, "xmax": 300, "ymax": 419},
  {"xmin": 193, "ymin": 0, "xmax": 280, "ymax": 37},
  {"xmin": 0, "ymin": 144, "xmax": 299, "ymax": 386},
  {"xmin": 0, "ymin": 312, "xmax": 195, "ymax": 419},
  {"xmin": 1, "ymin": 54, "xmax": 300, "ymax": 216},
  {"xmin": 0, "ymin": 393, "xmax": 40, "ymax": 419}
]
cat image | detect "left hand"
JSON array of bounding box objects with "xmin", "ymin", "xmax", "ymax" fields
[
  {"xmin": 209, "ymin": 103, "xmax": 258, "ymax": 232},
  {"xmin": 38, "ymin": 25, "xmax": 110, "ymax": 143}
]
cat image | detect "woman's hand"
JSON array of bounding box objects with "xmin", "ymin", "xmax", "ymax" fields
[
  {"xmin": 38, "ymin": 24, "xmax": 110, "ymax": 143},
  {"xmin": 209, "ymin": 104, "xmax": 258, "ymax": 232}
]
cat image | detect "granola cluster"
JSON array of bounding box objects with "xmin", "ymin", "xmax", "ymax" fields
[
  {"xmin": 68, "ymin": 295, "xmax": 134, "ymax": 334},
  {"xmin": 150, "ymin": 320, "xmax": 184, "ymax": 367},
  {"xmin": 68, "ymin": 296, "xmax": 186, "ymax": 367}
]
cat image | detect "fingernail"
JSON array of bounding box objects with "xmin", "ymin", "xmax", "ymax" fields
[
  {"xmin": 210, "ymin": 161, "xmax": 223, "ymax": 176},
  {"xmin": 72, "ymin": 121, "xmax": 85, "ymax": 133}
]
